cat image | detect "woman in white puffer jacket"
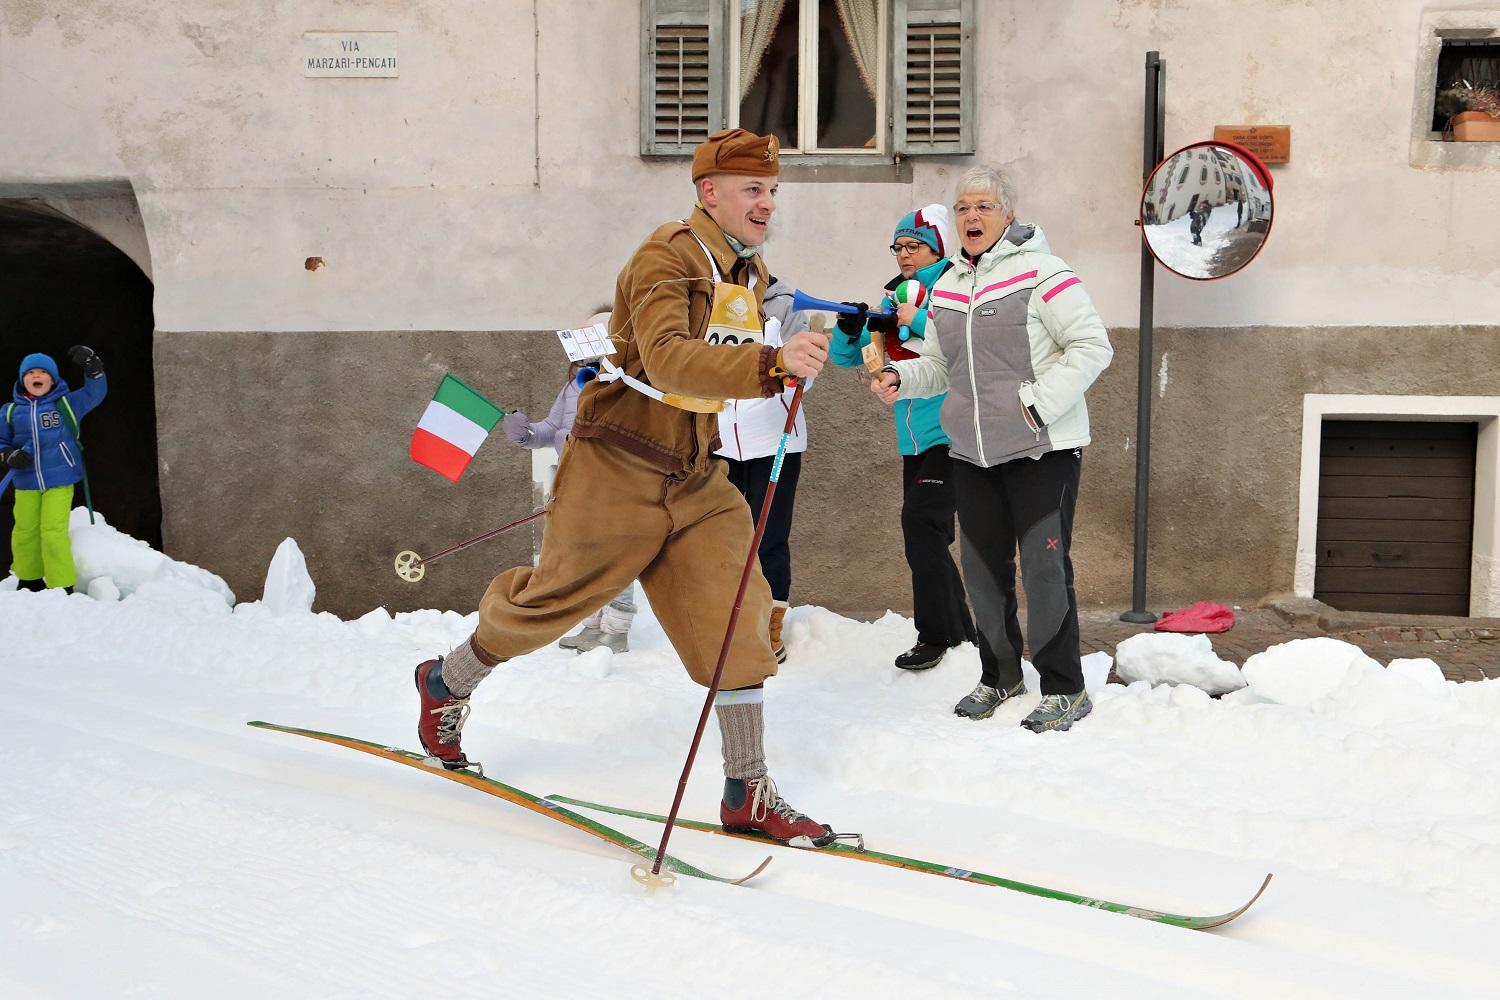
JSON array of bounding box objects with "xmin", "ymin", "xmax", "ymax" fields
[{"xmin": 873, "ymin": 165, "xmax": 1113, "ymax": 733}]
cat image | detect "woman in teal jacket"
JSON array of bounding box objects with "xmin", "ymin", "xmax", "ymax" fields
[{"xmin": 830, "ymin": 205, "xmax": 974, "ymax": 670}]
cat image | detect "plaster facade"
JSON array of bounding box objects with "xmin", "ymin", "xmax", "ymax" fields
[{"xmin": 2, "ymin": 1, "xmax": 1497, "ymax": 617}]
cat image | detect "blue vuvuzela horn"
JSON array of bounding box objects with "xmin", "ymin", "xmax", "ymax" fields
[{"xmin": 790, "ymin": 290, "xmax": 894, "ymax": 319}]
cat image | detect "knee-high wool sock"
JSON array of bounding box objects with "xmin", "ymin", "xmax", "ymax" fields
[
  {"xmin": 715, "ymin": 688, "xmax": 766, "ymax": 781},
  {"xmin": 439, "ymin": 635, "xmax": 502, "ymax": 698}
]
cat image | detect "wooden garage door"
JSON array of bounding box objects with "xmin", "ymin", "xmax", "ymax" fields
[{"xmin": 1315, "ymin": 420, "xmax": 1476, "ymax": 615}]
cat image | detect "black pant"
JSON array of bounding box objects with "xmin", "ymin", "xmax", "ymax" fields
[
  {"xmin": 722, "ymin": 451, "xmax": 801, "ymax": 602},
  {"xmin": 953, "ymin": 449, "xmax": 1083, "ymax": 696},
  {"xmin": 902, "ymin": 446, "xmax": 974, "ymax": 647}
]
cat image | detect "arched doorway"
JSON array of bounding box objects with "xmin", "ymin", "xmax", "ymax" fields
[{"xmin": 0, "ymin": 198, "xmax": 161, "ymax": 562}]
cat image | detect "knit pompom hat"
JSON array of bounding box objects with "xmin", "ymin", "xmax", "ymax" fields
[{"xmin": 892, "ymin": 204, "xmax": 954, "ymax": 258}]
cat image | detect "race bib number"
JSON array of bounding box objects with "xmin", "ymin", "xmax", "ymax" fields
[{"xmin": 703, "ymin": 283, "xmax": 762, "ymax": 347}]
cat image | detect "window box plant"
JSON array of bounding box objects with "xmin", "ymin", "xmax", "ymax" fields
[{"xmin": 1437, "ymin": 81, "xmax": 1500, "ymax": 141}]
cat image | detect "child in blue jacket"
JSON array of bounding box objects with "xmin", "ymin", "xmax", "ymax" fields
[
  {"xmin": 830, "ymin": 205, "xmax": 975, "ymax": 671},
  {"xmin": 1, "ymin": 348, "xmax": 108, "ymax": 592}
]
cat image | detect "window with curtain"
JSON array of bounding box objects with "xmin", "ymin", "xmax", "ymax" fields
[
  {"xmin": 639, "ymin": 0, "xmax": 973, "ymax": 159},
  {"xmin": 735, "ymin": 0, "xmax": 881, "ymax": 152}
]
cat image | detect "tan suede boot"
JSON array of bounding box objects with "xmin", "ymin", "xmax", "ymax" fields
[{"xmin": 768, "ymin": 601, "xmax": 788, "ymax": 664}]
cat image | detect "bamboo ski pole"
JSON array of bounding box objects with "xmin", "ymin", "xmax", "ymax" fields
[{"xmin": 394, "ymin": 508, "xmax": 548, "ymax": 582}]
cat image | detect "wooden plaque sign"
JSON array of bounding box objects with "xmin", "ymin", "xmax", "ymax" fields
[{"xmin": 1213, "ymin": 125, "xmax": 1290, "ymax": 164}]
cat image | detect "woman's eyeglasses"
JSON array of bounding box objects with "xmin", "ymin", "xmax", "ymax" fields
[
  {"xmin": 953, "ymin": 201, "xmax": 1000, "ymax": 217},
  {"xmin": 889, "ymin": 241, "xmax": 929, "ymax": 256}
]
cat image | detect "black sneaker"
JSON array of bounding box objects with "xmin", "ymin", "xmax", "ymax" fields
[{"xmin": 895, "ymin": 641, "xmax": 952, "ymax": 671}]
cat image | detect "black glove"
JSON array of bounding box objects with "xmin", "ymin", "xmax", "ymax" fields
[
  {"xmin": 866, "ymin": 309, "xmax": 900, "ymax": 336},
  {"xmin": 834, "ymin": 302, "xmax": 869, "ymax": 342},
  {"xmin": 69, "ymin": 344, "xmax": 104, "ymax": 377},
  {"xmin": 3, "ymin": 449, "xmax": 33, "ymax": 470}
]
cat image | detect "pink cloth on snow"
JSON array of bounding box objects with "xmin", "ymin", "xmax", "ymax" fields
[{"xmin": 1154, "ymin": 601, "xmax": 1236, "ymax": 634}]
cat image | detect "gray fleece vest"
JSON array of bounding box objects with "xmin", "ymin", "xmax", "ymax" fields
[{"xmin": 932, "ymin": 273, "xmax": 1051, "ymax": 468}]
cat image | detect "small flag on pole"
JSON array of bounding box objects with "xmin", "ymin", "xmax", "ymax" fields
[{"xmin": 409, "ymin": 374, "xmax": 505, "ymax": 482}]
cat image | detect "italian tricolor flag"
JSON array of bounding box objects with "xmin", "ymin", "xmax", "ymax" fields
[{"xmin": 409, "ymin": 374, "xmax": 505, "ymax": 482}]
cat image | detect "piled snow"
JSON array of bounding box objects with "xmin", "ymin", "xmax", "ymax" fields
[
  {"xmin": 69, "ymin": 508, "xmax": 235, "ymax": 606},
  {"xmin": 1239, "ymin": 641, "xmax": 1459, "ymax": 727},
  {"xmin": 1113, "ymin": 632, "xmax": 1246, "ymax": 695},
  {"xmin": 3, "ymin": 530, "xmax": 1500, "ymax": 997},
  {"xmin": 1240, "ymin": 637, "xmax": 1382, "ymax": 707},
  {"xmin": 261, "ymin": 537, "xmax": 316, "ymax": 615}
]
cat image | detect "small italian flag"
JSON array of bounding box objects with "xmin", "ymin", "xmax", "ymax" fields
[{"xmin": 409, "ymin": 374, "xmax": 505, "ymax": 482}]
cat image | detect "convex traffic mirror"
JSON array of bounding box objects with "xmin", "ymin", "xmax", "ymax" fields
[{"xmin": 1140, "ymin": 141, "xmax": 1273, "ymax": 280}]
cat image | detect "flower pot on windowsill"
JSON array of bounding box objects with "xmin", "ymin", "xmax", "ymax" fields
[{"xmin": 1451, "ymin": 110, "xmax": 1500, "ymax": 142}]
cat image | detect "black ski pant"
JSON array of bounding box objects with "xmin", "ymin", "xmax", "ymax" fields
[
  {"xmin": 723, "ymin": 451, "xmax": 801, "ymax": 603},
  {"xmin": 952, "ymin": 448, "xmax": 1083, "ymax": 696},
  {"xmin": 902, "ymin": 445, "xmax": 974, "ymax": 647}
]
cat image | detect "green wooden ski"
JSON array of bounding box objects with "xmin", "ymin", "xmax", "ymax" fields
[
  {"xmin": 545, "ymin": 793, "xmax": 1271, "ymax": 930},
  {"xmin": 247, "ymin": 721, "xmax": 769, "ymax": 885}
]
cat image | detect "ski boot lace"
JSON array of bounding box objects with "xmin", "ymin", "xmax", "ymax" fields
[
  {"xmin": 429, "ymin": 696, "xmax": 472, "ymax": 746},
  {"xmin": 749, "ymin": 776, "xmax": 811, "ymax": 826}
]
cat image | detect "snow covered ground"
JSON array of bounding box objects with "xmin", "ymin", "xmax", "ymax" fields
[
  {"xmin": 4, "ymin": 514, "xmax": 1500, "ymax": 998},
  {"xmin": 1144, "ymin": 203, "xmax": 1255, "ymax": 279}
]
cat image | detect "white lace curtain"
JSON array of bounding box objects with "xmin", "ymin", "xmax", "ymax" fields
[
  {"xmin": 739, "ymin": 0, "xmax": 788, "ymax": 99},
  {"xmin": 834, "ymin": 0, "xmax": 879, "ymax": 99},
  {"xmin": 739, "ymin": 0, "xmax": 880, "ymax": 100}
]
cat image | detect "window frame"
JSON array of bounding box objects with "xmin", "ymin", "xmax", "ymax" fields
[
  {"xmin": 728, "ymin": 0, "xmax": 890, "ymax": 157},
  {"xmin": 1428, "ymin": 36, "xmax": 1500, "ymax": 134},
  {"xmin": 641, "ymin": 0, "xmax": 972, "ymax": 173},
  {"xmin": 1408, "ymin": 10, "xmax": 1500, "ymax": 169}
]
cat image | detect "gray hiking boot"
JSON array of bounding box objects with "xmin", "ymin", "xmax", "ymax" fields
[
  {"xmin": 1020, "ymin": 691, "xmax": 1093, "ymax": 733},
  {"xmin": 597, "ymin": 629, "xmax": 629, "ymax": 654},
  {"xmin": 953, "ymin": 679, "xmax": 1026, "ymax": 720},
  {"xmin": 559, "ymin": 626, "xmax": 606, "ymax": 653}
]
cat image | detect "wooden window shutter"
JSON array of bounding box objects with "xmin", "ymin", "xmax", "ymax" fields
[
  {"xmin": 894, "ymin": 0, "xmax": 973, "ymax": 155},
  {"xmin": 641, "ymin": 0, "xmax": 726, "ymax": 156}
]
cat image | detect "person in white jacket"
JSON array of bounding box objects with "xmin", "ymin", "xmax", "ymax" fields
[
  {"xmin": 872, "ymin": 166, "xmax": 1113, "ymax": 733},
  {"xmin": 715, "ymin": 277, "xmax": 811, "ymax": 662}
]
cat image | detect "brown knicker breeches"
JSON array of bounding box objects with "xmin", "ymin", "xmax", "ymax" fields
[{"xmin": 472, "ymin": 437, "xmax": 778, "ymax": 691}]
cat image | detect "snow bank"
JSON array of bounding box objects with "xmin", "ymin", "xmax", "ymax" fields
[
  {"xmin": 1113, "ymin": 632, "xmax": 1245, "ymax": 695},
  {"xmin": 1241, "ymin": 637, "xmax": 1382, "ymax": 706},
  {"xmin": 69, "ymin": 508, "xmax": 235, "ymax": 606}
]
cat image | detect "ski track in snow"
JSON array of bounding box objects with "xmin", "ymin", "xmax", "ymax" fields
[{"xmin": 4, "ymin": 523, "xmax": 1500, "ymax": 997}]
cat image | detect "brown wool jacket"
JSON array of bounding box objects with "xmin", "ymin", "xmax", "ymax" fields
[{"xmin": 571, "ymin": 206, "xmax": 783, "ymax": 472}]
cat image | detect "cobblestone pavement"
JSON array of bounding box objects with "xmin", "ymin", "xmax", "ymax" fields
[{"xmin": 1076, "ymin": 599, "xmax": 1500, "ymax": 684}]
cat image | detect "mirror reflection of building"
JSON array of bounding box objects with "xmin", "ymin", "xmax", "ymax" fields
[{"xmin": 1139, "ymin": 143, "xmax": 1273, "ymax": 280}]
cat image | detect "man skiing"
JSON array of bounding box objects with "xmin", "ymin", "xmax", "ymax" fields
[{"xmin": 413, "ymin": 128, "xmax": 839, "ymax": 847}]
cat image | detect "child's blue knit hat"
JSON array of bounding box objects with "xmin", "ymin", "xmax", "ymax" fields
[{"xmin": 18, "ymin": 353, "xmax": 59, "ymax": 383}]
